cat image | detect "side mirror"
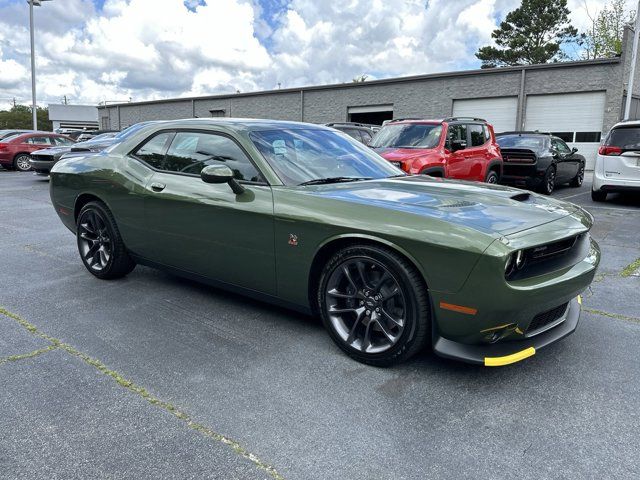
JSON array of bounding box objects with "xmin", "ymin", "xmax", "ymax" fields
[
  {"xmin": 201, "ymin": 164, "xmax": 245, "ymax": 194},
  {"xmin": 571, "ymin": 147, "xmax": 578, "ymax": 153},
  {"xmin": 451, "ymin": 139, "xmax": 467, "ymax": 152}
]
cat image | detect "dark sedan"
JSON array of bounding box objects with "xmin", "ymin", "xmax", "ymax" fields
[{"xmin": 497, "ymin": 132, "xmax": 586, "ymax": 194}]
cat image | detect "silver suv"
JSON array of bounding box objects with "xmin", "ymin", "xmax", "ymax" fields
[{"xmin": 592, "ymin": 120, "xmax": 640, "ymax": 201}]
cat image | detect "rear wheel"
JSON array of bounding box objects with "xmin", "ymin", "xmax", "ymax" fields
[
  {"xmin": 13, "ymin": 154, "xmax": 32, "ymax": 172},
  {"xmin": 317, "ymin": 245, "xmax": 430, "ymax": 366},
  {"xmin": 539, "ymin": 166, "xmax": 556, "ymax": 195},
  {"xmin": 485, "ymin": 169, "xmax": 499, "ymax": 184},
  {"xmin": 76, "ymin": 201, "xmax": 136, "ymax": 279},
  {"xmin": 569, "ymin": 164, "xmax": 585, "ymax": 187},
  {"xmin": 591, "ymin": 189, "xmax": 607, "ymax": 202}
]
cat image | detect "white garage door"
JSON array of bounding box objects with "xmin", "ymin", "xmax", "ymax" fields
[
  {"xmin": 453, "ymin": 97, "xmax": 518, "ymax": 134},
  {"xmin": 525, "ymin": 92, "xmax": 606, "ymax": 170}
]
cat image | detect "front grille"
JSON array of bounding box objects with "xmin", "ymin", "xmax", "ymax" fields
[
  {"xmin": 31, "ymin": 154, "xmax": 55, "ymax": 162},
  {"xmin": 526, "ymin": 302, "xmax": 569, "ymax": 335}
]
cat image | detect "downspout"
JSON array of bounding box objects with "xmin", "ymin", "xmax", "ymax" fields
[
  {"xmin": 116, "ymin": 105, "xmax": 121, "ymax": 130},
  {"xmin": 300, "ymin": 89, "xmax": 304, "ymax": 121},
  {"xmin": 516, "ymin": 68, "xmax": 526, "ymax": 130}
]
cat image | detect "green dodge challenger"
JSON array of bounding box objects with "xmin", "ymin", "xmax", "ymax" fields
[{"xmin": 49, "ymin": 119, "xmax": 600, "ymax": 367}]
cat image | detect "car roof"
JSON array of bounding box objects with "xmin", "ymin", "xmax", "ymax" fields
[
  {"xmin": 496, "ymin": 131, "xmax": 551, "ymax": 137},
  {"xmin": 612, "ymin": 120, "xmax": 640, "ymax": 129},
  {"xmin": 141, "ymin": 118, "xmax": 337, "ymax": 132}
]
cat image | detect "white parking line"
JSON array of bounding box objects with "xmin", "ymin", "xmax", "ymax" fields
[{"xmin": 556, "ymin": 190, "xmax": 591, "ymax": 200}]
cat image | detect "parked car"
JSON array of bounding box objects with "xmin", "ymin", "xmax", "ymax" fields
[
  {"xmin": 369, "ymin": 117, "xmax": 502, "ymax": 183},
  {"xmin": 592, "ymin": 120, "xmax": 640, "ymax": 201},
  {"xmin": 0, "ymin": 129, "xmax": 31, "ymax": 141},
  {"xmin": 497, "ymin": 132, "xmax": 586, "ymax": 195},
  {"xmin": 50, "ymin": 118, "xmax": 599, "ymax": 367},
  {"xmin": 0, "ymin": 132, "xmax": 75, "ymax": 171},
  {"xmin": 30, "ymin": 126, "xmax": 152, "ymax": 175},
  {"xmin": 76, "ymin": 129, "xmax": 119, "ymax": 142},
  {"xmin": 325, "ymin": 122, "xmax": 377, "ymax": 145}
]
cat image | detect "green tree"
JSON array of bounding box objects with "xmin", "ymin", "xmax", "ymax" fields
[
  {"xmin": 582, "ymin": 0, "xmax": 635, "ymax": 59},
  {"xmin": 0, "ymin": 105, "xmax": 52, "ymax": 130},
  {"xmin": 476, "ymin": 0, "xmax": 580, "ymax": 68},
  {"xmin": 352, "ymin": 74, "xmax": 368, "ymax": 83}
]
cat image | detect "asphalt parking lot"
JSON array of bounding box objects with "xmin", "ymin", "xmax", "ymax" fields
[{"xmin": 1, "ymin": 170, "xmax": 639, "ymax": 480}]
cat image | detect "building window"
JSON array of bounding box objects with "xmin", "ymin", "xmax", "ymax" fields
[
  {"xmin": 209, "ymin": 109, "xmax": 226, "ymax": 117},
  {"xmin": 574, "ymin": 132, "xmax": 602, "ymax": 142},
  {"xmin": 551, "ymin": 132, "xmax": 574, "ymax": 142}
]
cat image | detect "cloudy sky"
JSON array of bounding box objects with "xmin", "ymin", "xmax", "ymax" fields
[{"xmin": 0, "ymin": 0, "xmax": 633, "ymax": 109}]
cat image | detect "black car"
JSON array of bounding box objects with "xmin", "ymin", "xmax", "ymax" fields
[
  {"xmin": 325, "ymin": 122, "xmax": 377, "ymax": 145},
  {"xmin": 497, "ymin": 132, "xmax": 585, "ymax": 194}
]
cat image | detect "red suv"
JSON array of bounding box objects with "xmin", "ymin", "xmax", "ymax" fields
[
  {"xmin": 369, "ymin": 118, "xmax": 502, "ymax": 183},
  {"xmin": 0, "ymin": 132, "xmax": 75, "ymax": 172}
]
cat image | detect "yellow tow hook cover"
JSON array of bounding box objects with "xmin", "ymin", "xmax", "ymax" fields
[{"xmin": 484, "ymin": 347, "xmax": 536, "ymax": 367}]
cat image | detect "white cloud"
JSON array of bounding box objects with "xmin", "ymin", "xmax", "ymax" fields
[{"xmin": 0, "ymin": 0, "xmax": 633, "ymax": 110}]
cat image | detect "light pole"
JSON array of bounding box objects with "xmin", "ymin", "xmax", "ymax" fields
[
  {"xmin": 28, "ymin": 0, "xmax": 51, "ymax": 131},
  {"xmin": 624, "ymin": 0, "xmax": 640, "ymax": 120}
]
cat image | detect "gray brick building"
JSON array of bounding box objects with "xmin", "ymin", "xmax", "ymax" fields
[{"xmin": 98, "ymin": 27, "xmax": 640, "ymax": 169}]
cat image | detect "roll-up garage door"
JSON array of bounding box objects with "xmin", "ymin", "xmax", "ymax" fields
[
  {"xmin": 452, "ymin": 97, "xmax": 518, "ymax": 134},
  {"xmin": 524, "ymin": 92, "xmax": 606, "ymax": 169}
]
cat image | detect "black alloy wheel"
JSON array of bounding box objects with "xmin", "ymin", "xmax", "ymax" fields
[
  {"xmin": 14, "ymin": 154, "xmax": 32, "ymax": 172},
  {"xmin": 570, "ymin": 164, "xmax": 585, "ymax": 187},
  {"xmin": 540, "ymin": 166, "xmax": 556, "ymax": 195},
  {"xmin": 318, "ymin": 245, "xmax": 430, "ymax": 366},
  {"xmin": 76, "ymin": 201, "xmax": 135, "ymax": 279},
  {"xmin": 485, "ymin": 170, "xmax": 499, "ymax": 184}
]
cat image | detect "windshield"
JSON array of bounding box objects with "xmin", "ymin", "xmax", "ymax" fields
[
  {"xmin": 250, "ymin": 128, "xmax": 403, "ymax": 186},
  {"xmin": 369, "ymin": 123, "xmax": 442, "ymax": 149},
  {"xmin": 497, "ymin": 135, "xmax": 545, "ymax": 150}
]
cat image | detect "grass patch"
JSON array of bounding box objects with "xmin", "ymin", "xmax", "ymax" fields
[
  {"xmin": 583, "ymin": 308, "xmax": 640, "ymax": 325},
  {"xmin": 0, "ymin": 344, "xmax": 58, "ymax": 367},
  {"xmin": 621, "ymin": 258, "xmax": 640, "ymax": 277}
]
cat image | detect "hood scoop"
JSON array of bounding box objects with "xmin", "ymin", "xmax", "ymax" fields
[{"xmin": 510, "ymin": 192, "xmax": 531, "ymax": 202}]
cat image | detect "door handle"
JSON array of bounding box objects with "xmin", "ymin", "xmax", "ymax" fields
[{"xmin": 150, "ymin": 182, "xmax": 166, "ymax": 192}]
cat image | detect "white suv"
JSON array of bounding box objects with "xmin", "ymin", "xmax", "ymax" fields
[{"xmin": 592, "ymin": 120, "xmax": 640, "ymax": 201}]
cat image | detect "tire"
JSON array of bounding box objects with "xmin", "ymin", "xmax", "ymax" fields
[
  {"xmin": 569, "ymin": 164, "xmax": 585, "ymax": 187},
  {"xmin": 485, "ymin": 169, "xmax": 499, "ymax": 184},
  {"xmin": 539, "ymin": 166, "xmax": 556, "ymax": 195},
  {"xmin": 591, "ymin": 189, "xmax": 607, "ymax": 202},
  {"xmin": 317, "ymin": 244, "xmax": 430, "ymax": 367},
  {"xmin": 76, "ymin": 201, "xmax": 136, "ymax": 279},
  {"xmin": 13, "ymin": 154, "xmax": 32, "ymax": 172}
]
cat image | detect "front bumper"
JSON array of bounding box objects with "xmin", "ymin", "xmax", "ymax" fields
[
  {"xmin": 434, "ymin": 296, "xmax": 581, "ymax": 366},
  {"xmin": 29, "ymin": 157, "xmax": 56, "ymax": 173}
]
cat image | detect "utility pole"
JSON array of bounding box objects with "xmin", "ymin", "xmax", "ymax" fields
[
  {"xmin": 27, "ymin": 1, "xmax": 51, "ymax": 131},
  {"xmin": 29, "ymin": 0, "xmax": 37, "ymax": 130},
  {"xmin": 624, "ymin": 0, "xmax": 640, "ymax": 120},
  {"xmin": 63, "ymin": 95, "xmax": 68, "ymax": 105},
  {"xmin": 12, "ymin": 97, "xmax": 17, "ymax": 108}
]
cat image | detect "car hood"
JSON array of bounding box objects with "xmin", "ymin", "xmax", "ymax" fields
[
  {"xmin": 301, "ymin": 176, "xmax": 585, "ymax": 236},
  {"xmin": 31, "ymin": 146, "xmax": 72, "ymax": 158},
  {"xmin": 373, "ymin": 147, "xmax": 436, "ymax": 161},
  {"xmin": 71, "ymin": 138, "xmax": 116, "ymax": 152}
]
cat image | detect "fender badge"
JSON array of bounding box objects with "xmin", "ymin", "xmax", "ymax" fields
[{"xmin": 288, "ymin": 234, "xmax": 298, "ymax": 246}]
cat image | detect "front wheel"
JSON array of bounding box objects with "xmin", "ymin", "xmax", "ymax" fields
[
  {"xmin": 539, "ymin": 166, "xmax": 556, "ymax": 195},
  {"xmin": 317, "ymin": 245, "xmax": 430, "ymax": 366},
  {"xmin": 76, "ymin": 201, "xmax": 136, "ymax": 279},
  {"xmin": 569, "ymin": 164, "xmax": 585, "ymax": 187},
  {"xmin": 14, "ymin": 154, "xmax": 32, "ymax": 172}
]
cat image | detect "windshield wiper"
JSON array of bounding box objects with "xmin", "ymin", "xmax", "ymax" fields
[{"xmin": 298, "ymin": 176, "xmax": 373, "ymax": 186}]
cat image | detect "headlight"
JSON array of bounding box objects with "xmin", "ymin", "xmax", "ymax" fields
[{"xmin": 505, "ymin": 250, "xmax": 525, "ymax": 278}]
